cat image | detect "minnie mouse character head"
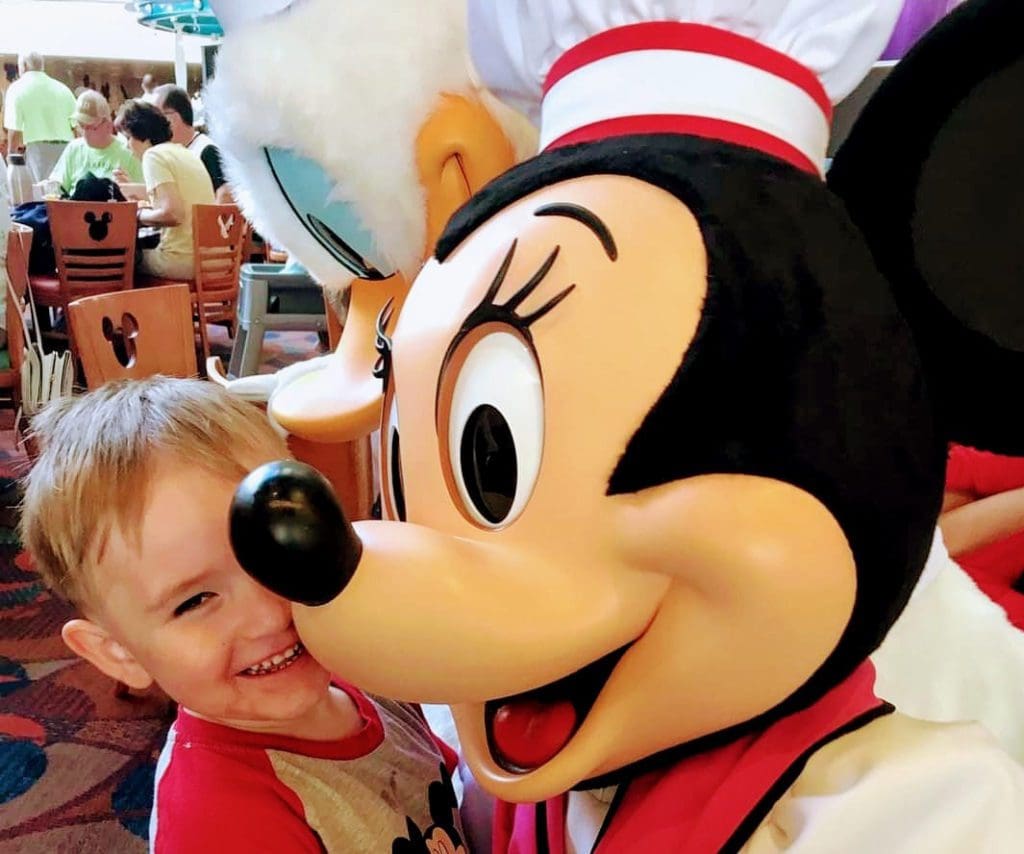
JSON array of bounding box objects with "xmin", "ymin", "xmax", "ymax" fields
[{"xmin": 231, "ymin": 0, "xmax": 1024, "ymax": 845}]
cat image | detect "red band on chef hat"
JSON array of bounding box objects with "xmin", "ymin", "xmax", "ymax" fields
[{"xmin": 540, "ymin": 21, "xmax": 833, "ymax": 176}]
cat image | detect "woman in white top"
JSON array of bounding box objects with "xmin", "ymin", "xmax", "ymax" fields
[{"xmin": 115, "ymin": 99, "xmax": 214, "ymax": 280}]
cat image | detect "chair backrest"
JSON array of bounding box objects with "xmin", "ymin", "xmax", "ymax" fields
[
  {"xmin": 47, "ymin": 200, "xmax": 137, "ymax": 302},
  {"xmin": 193, "ymin": 204, "xmax": 244, "ymax": 305},
  {"xmin": 67, "ymin": 284, "xmax": 198, "ymax": 389},
  {"xmin": 4, "ymin": 223, "xmax": 34, "ymax": 378}
]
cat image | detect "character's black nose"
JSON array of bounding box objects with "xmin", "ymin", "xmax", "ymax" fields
[{"xmin": 230, "ymin": 460, "xmax": 362, "ymax": 606}]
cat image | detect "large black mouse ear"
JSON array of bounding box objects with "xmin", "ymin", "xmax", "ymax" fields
[{"xmin": 828, "ymin": 0, "xmax": 1024, "ymax": 455}]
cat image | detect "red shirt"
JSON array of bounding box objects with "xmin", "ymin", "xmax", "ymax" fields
[{"xmin": 151, "ymin": 683, "xmax": 461, "ymax": 853}]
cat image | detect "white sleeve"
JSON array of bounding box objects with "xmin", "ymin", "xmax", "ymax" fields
[
  {"xmin": 871, "ymin": 530, "xmax": 1024, "ymax": 764},
  {"xmin": 746, "ymin": 716, "xmax": 1024, "ymax": 853}
]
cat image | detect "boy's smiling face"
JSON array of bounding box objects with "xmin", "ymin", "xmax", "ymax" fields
[{"xmin": 71, "ymin": 458, "xmax": 335, "ymax": 734}]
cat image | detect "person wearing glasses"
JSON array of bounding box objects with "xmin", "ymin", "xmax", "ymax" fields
[
  {"xmin": 115, "ymin": 99, "xmax": 215, "ymax": 280},
  {"xmin": 154, "ymin": 84, "xmax": 233, "ymax": 204},
  {"xmin": 49, "ymin": 90, "xmax": 142, "ymax": 196}
]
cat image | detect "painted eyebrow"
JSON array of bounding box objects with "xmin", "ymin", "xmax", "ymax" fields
[{"xmin": 533, "ymin": 202, "xmax": 618, "ymax": 261}]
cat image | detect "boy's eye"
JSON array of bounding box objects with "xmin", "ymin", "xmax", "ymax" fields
[{"xmin": 173, "ymin": 592, "xmax": 215, "ymax": 618}]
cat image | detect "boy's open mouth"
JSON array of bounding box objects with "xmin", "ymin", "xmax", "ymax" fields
[
  {"xmin": 239, "ymin": 642, "xmax": 306, "ymax": 677},
  {"xmin": 484, "ymin": 644, "xmax": 631, "ymax": 773}
]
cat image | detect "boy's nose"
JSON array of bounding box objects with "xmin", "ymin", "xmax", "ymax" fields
[{"xmin": 230, "ymin": 461, "xmax": 362, "ymax": 606}]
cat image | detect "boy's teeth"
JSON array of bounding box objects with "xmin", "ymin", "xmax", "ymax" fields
[{"xmin": 243, "ymin": 643, "xmax": 304, "ymax": 676}]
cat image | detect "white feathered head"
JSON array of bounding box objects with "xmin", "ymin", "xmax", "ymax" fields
[{"xmin": 206, "ymin": 0, "xmax": 533, "ymax": 290}]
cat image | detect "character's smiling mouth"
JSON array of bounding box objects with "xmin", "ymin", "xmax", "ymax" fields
[{"xmin": 485, "ymin": 644, "xmax": 631, "ymax": 772}]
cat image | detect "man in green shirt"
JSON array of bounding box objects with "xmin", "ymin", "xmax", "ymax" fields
[
  {"xmin": 49, "ymin": 90, "xmax": 143, "ymax": 195},
  {"xmin": 3, "ymin": 52, "xmax": 76, "ymax": 181}
]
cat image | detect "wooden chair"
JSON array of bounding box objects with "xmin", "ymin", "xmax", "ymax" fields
[
  {"xmin": 0, "ymin": 224, "xmax": 35, "ymax": 408},
  {"xmin": 192, "ymin": 204, "xmax": 245, "ymax": 362},
  {"xmin": 38, "ymin": 200, "xmax": 137, "ymax": 359},
  {"xmin": 67, "ymin": 285, "xmax": 198, "ymax": 389}
]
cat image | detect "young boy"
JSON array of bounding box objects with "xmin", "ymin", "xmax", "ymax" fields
[{"xmin": 21, "ymin": 377, "xmax": 466, "ymax": 853}]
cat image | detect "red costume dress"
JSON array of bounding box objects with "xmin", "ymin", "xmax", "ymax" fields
[{"xmin": 495, "ymin": 664, "xmax": 889, "ymax": 853}]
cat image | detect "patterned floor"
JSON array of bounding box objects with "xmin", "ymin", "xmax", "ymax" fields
[{"xmin": 0, "ymin": 330, "xmax": 326, "ymax": 852}]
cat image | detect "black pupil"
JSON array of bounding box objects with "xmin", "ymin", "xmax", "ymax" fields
[
  {"xmin": 390, "ymin": 428, "xmax": 406, "ymax": 522},
  {"xmin": 460, "ymin": 404, "xmax": 517, "ymax": 524}
]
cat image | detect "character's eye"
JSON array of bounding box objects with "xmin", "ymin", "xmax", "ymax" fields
[
  {"xmin": 262, "ymin": 147, "xmax": 394, "ymax": 280},
  {"xmin": 444, "ymin": 328, "xmax": 543, "ymax": 528},
  {"xmin": 381, "ymin": 394, "xmax": 407, "ymax": 522},
  {"xmin": 173, "ymin": 592, "xmax": 215, "ymax": 618}
]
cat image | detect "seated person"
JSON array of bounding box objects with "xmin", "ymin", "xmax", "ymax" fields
[
  {"xmin": 20, "ymin": 377, "xmax": 467, "ymax": 852},
  {"xmin": 940, "ymin": 443, "xmax": 1024, "ymax": 629},
  {"xmin": 49, "ymin": 90, "xmax": 142, "ymax": 195},
  {"xmin": 114, "ymin": 99, "xmax": 214, "ymax": 280},
  {"xmin": 153, "ymin": 84, "xmax": 234, "ymax": 204}
]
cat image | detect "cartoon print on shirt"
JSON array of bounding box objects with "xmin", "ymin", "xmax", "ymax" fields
[{"xmin": 391, "ymin": 764, "xmax": 465, "ymax": 854}]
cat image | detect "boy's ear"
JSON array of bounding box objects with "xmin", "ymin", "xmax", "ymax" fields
[
  {"xmin": 414, "ymin": 93, "xmax": 519, "ymax": 258},
  {"xmin": 61, "ymin": 619, "xmax": 154, "ymax": 691}
]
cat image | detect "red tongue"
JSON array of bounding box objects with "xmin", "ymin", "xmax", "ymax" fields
[{"xmin": 491, "ymin": 698, "xmax": 578, "ymax": 770}]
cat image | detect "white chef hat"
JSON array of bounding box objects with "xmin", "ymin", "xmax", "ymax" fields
[{"xmin": 469, "ymin": 0, "xmax": 902, "ymax": 175}]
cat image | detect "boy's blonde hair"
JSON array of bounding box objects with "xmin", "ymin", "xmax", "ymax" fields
[{"xmin": 20, "ymin": 377, "xmax": 290, "ymax": 610}]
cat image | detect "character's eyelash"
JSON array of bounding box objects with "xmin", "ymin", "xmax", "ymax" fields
[
  {"xmin": 373, "ymin": 297, "xmax": 396, "ymax": 389},
  {"xmin": 434, "ymin": 240, "xmax": 576, "ymax": 424},
  {"xmin": 471, "ymin": 239, "xmax": 576, "ymax": 333}
]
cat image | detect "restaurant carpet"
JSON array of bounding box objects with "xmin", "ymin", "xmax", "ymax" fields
[{"xmin": 0, "ymin": 330, "xmax": 326, "ymax": 852}]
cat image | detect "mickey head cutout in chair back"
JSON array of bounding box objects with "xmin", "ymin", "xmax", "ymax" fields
[
  {"xmin": 101, "ymin": 312, "xmax": 139, "ymax": 369},
  {"xmin": 84, "ymin": 210, "xmax": 113, "ymax": 243}
]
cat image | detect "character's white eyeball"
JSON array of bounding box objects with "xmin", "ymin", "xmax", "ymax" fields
[{"xmin": 443, "ymin": 329, "xmax": 544, "ymax": 528}]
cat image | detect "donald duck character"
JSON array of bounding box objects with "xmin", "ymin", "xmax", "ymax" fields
[{"xmin": 204, "ymin": 0, "xmax": 533, "ymax": 451}]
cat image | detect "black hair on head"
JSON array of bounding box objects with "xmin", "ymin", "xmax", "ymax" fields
[
  {"xmin": 115, "ymin": 99, "xmax": 172, "ymax": 145},
  {"xmin": 436, "ymin": 134, "xmax": 944, "ymax": 730},
  {"xmin": 154, "ymin": 84, "xmax": 194, "ymax": 127}
]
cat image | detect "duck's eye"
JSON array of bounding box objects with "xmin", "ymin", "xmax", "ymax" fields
[{"xmin": 445, "ymin": 330, "xmax": 543, "ymax": 528}]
